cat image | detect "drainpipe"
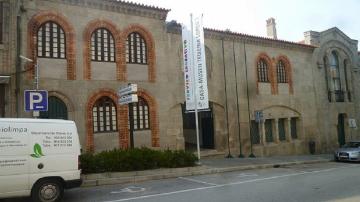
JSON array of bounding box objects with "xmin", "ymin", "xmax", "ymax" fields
[
  {"xmin": 15, "ymin": 4, "xmax": 22, "ymax": 117},
  {"xmin": 243, "ymin": 42, "xmax": 255, "ymax": 158},
  {"xmin": 222, "ymin": 38, "xmax": 233, "ymax": 158}
]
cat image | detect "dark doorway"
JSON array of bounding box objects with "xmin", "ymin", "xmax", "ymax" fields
[
  {"xmin": 40, "ymin": 96, "xmax": 68, "ymax": 120},
  {"xmin": 201, "ymin": 111, "xmax": 214, "ymax": 149},
  {"xmin": 182, "ymin": 103, "xmax": 214, "ymax": 151},
  {"xmin": 337, "ymin": 114, "xmax": 346, "ymax": 146}
]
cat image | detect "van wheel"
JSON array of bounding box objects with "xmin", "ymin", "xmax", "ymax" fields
[{"xmin": 31, "ymin": 179, "xmax": 64, "ymax": 202}]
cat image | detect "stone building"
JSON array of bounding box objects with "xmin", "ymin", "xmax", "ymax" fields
[{"xmin": 2, "ymin": 0, "xmax": 360, "ymax": 156}]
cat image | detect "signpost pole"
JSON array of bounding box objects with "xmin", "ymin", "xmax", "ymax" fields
[
  {"xmin": 35, "ymin": 62, "xmax": 39, "ymax": 91},
  {"xmin": 129, "ymin": 102, "xmax": 135, "ymax": 148},
  {"xmin": 118, "ymin": 83, "xmax": 138, "ymax": 149}
]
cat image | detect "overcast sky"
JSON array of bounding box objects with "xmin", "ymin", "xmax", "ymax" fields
[{"xmin": 127, "ymin": 0, "xmax": 360, "ymax": 49}]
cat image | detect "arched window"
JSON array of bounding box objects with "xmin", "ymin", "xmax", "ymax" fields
[
  {"xmin": 330, "ymin": 51, "xmax": 344, "ymax": 102},
  {"xmin": 330, "ymin": 51, "xmax": 341, "ymax": 91},
  {"xmin": 126, "ymin": 32, "xmax": 147, "ymax": 64},
  {"xmin": 130, "ymin": 97, "xmax": 150, "ymax": 130},
  {"xmin": 276, "ymin": 60, "xmax": 287, "ymax": 83},
  {"xmin": 323, "ymin": 56, "xmax": 331, "ymax": 102},
  {"xmin": 40, "ymin": 96, "xmax": 68, "ymax": 120},
  {"xmin": 344, "ymin": 60, "xmax": 351, "ymax": 101},
  {"xmin": 257, "ymin": 59, "xmax": 269, "ymax": 82},
  {"xmin": 37, "ymin": 21, "xmax": 66, "ymax": 58},
  {"xmin": 92, "ymin": 97, "xmax": 117, "ymax": 133},
  {"xmin": 91, "ymin": 28, "xmax": 115, "ymax": 62}
]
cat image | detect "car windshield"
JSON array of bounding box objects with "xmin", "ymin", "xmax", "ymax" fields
[{"xmin": 342, "ymin": 142, "xmax": 360, "ymax": 148}]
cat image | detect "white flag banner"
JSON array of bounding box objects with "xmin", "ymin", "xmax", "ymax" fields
[
  {"xmin": 181, "ymin": 23, "xmax": 195, "ymax": 111},
  {"xmin": 192, "ymin": 15, "xmax": 209, "ymax": 110}
]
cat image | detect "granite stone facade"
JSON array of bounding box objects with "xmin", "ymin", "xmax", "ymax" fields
[{"xmin": 2, "ymin": 0, "xmax": 360, "ymax": 156}]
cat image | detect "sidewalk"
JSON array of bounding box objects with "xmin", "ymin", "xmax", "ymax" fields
[{"xmin": 81, "ymin": 154, "xmax": 332, "ymax": 187}]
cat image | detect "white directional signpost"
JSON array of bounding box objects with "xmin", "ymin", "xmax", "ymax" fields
[{"xmin": 118, "ymin": 84, "xmax": 138, "ymax": 148}]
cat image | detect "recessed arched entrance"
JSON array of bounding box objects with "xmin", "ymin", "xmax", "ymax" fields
[
  {"xmin": 181, "ymin": 102, "xmax": 215, "ymax": 151},
  {"xmin": 40, "ymin": 96, "xmax": 68, "ymax": 120}
]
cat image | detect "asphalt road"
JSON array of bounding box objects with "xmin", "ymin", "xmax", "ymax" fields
[{"xmin": 4, "ymin": 162, "xmax": 360, "ymax": 202}]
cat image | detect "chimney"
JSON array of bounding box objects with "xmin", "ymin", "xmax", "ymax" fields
[
  {"xmin": 266, "ymin": 18, "xmax": 277, "ymax": 39},
  {"xmin": 304, "ymin": 31, "xmax": 320, "ymax": 46}
]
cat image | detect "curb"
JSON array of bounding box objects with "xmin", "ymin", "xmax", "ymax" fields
[{"xmin": 81, "ymin": 159, "xmax": 331, "ymax": 187}]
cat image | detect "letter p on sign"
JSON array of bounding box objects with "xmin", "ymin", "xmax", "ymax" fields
[{"xmin": 24, "ymin": 90, "xmax": 48, "ymax": 112}]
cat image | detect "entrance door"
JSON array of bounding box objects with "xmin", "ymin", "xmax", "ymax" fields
[
  {"xmin": 182, "ymin": 103, "xmax": 215, "ymax": 150},
  {"xmin": 201, "ymin": 111, "xmax": 214, "ymax": 149},
  {"xmin": 337, "ymin": 114, "xmax": 346, "ymax": 146},
  {"xmin": 40, "ymin": 96, "xmax": 68, "ymax": 120}
]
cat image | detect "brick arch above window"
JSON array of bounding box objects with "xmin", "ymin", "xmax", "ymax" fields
[
  {"xmin": 83, "ymin": 19, "xmax": 123, "ymax": 80},
  {"xmin": 86, "ymin": 88, "xmax": 127, "ymax": 152},
  {"xmin": 137, "ymin": 88, "xmax": 160, "ymax": 147},
  {"xmin": 120, "ymin": 24, "xmax": 156, "ymax": 82},
  {"xmin": 27, "ymin": 11, "xmax": 76, "ymax": 80},
  {"xmin": 276, "ymin": 55, "xmax": 293, "ymax": 94},
  {"xmin": 255, "ymin": 53, "xmax": 275, "ymax": 94}
]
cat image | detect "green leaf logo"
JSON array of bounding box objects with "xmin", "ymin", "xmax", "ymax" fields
[{"xmin": 30, "ymin": 143, "xmax": 45, "ymax": 158}]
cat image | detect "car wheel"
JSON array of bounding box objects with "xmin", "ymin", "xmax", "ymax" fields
[
  {"xmin": 31, "ymin": 178, "xmax": 64, "ymax": 202},
  {"xmin": 334, "ymin": 156, "xmax": 339, "ymax": 162}
]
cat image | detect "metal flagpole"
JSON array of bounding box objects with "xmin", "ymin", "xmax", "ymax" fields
[
  {"xmin": 190, "ymin": 14, "xmax": 201, "ymax": 162},
  {"xmin": 233, "ymin": 41, "xmax": 244, "ymax": 158}
]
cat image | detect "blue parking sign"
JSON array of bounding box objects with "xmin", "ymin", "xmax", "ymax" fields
[{"xmin": 24, "ymin": 90, "xmax": 48, "ymax": 112}]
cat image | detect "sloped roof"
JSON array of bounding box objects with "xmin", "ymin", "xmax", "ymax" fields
[
  {"xmin": 166, "ymin": 21, "xmax": 315, "ymax": 50},
  {"xmin": 105, "ymin": 0, "xmax": 170, "ymax": 12},
  {"xmin": 59, "ymin": 0, "xmax": 170, "ymax": 20}
]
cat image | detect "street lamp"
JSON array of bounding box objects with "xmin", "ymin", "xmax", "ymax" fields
[{"xmin": 19, "ymin": 55, "xmax": 39, "ymax": 90}]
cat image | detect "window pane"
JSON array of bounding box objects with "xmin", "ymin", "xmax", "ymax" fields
[
  {"xmin": 250, "ymin": 120, "xmax": 260, "ymax": 144},
  {"xmin": 278, "ymin": 118, "xmax": 286, "ymax": 141},
  {"xmin": 265, "ymin": 119, "xmax": 273, "ymax": 142},
  {"xmin": 291, "ymin": 118, "xmax": 298, "ymax": 139},
  {"xmin": 37, "ymin": 22, "xmax": 66, "ymax": 58},
  {"xmin": 257, "ymin": 59, "xmax": 269, "ymax": 82},
  {"xmin": 145, "ymin": 120, "xmax": 149, "ymax": 128},
  {"xmin": 92, "ymin": 97, "xmax": 118, "ymax": 133}
]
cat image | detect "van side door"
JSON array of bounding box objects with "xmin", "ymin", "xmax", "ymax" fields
[{"xmin": 0, "ymin": 122, "xmax": 30, "ymax": 197}]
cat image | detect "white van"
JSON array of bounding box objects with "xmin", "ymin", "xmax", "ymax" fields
[{"xmin": 0, "ymin": 118, "xmax": 82, "ymax": 202}]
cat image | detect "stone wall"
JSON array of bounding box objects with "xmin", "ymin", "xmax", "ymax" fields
[{"xmin": 8, "ymin": 0, "xmax": 359, "ymax": 156}]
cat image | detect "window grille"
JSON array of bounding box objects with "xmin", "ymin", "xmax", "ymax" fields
[
  {"xmin": 257, "ymin": 59, "xmax": 269, "ymax": 82},
  {"xmin": 126, "ymin": 32, "xmax": 147, "ymax": 64},
  {"xmin": 92, "ymin": 97, "xmax": 117, "ymax": 133},
  {"xmin": 129, "ymin": 97, "xmax": 150, "ymax": 130},
  {"xmin": 250, "ymin": 120, "xmax": 260, "ymax": 144},
  {"xmin": 91, "ymin": 28, "xmax": 115, "ymax": 62},
  {"xmin": 37, "ymin": 21, "xmax": 66, "ymax": 59},
  {"xmin": 277, "ymin": 60, "xmax": 287, "ymax": 83},
  {"xmin": 278, "ymin": 118, "xmax": 286, "ymax": 141},
  {"xmin": 290, "ymin": 118, "xmax": 298, "ymax": 139},
  {"xmin": 265, "ymin": 119, "xmax": 273, "ymax": 142}
]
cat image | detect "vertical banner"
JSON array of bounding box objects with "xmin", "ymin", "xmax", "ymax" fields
[
  {"xmin": 182, "ymin": 14, "xmax": 209, "ymax": 111},
  {"xmin": 192, "ymin": 15, "xmax": 209, "ymax": 110},
  {"xmin": 182, "ymin": 23, "xmax": 195, "ymax": 111}
]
